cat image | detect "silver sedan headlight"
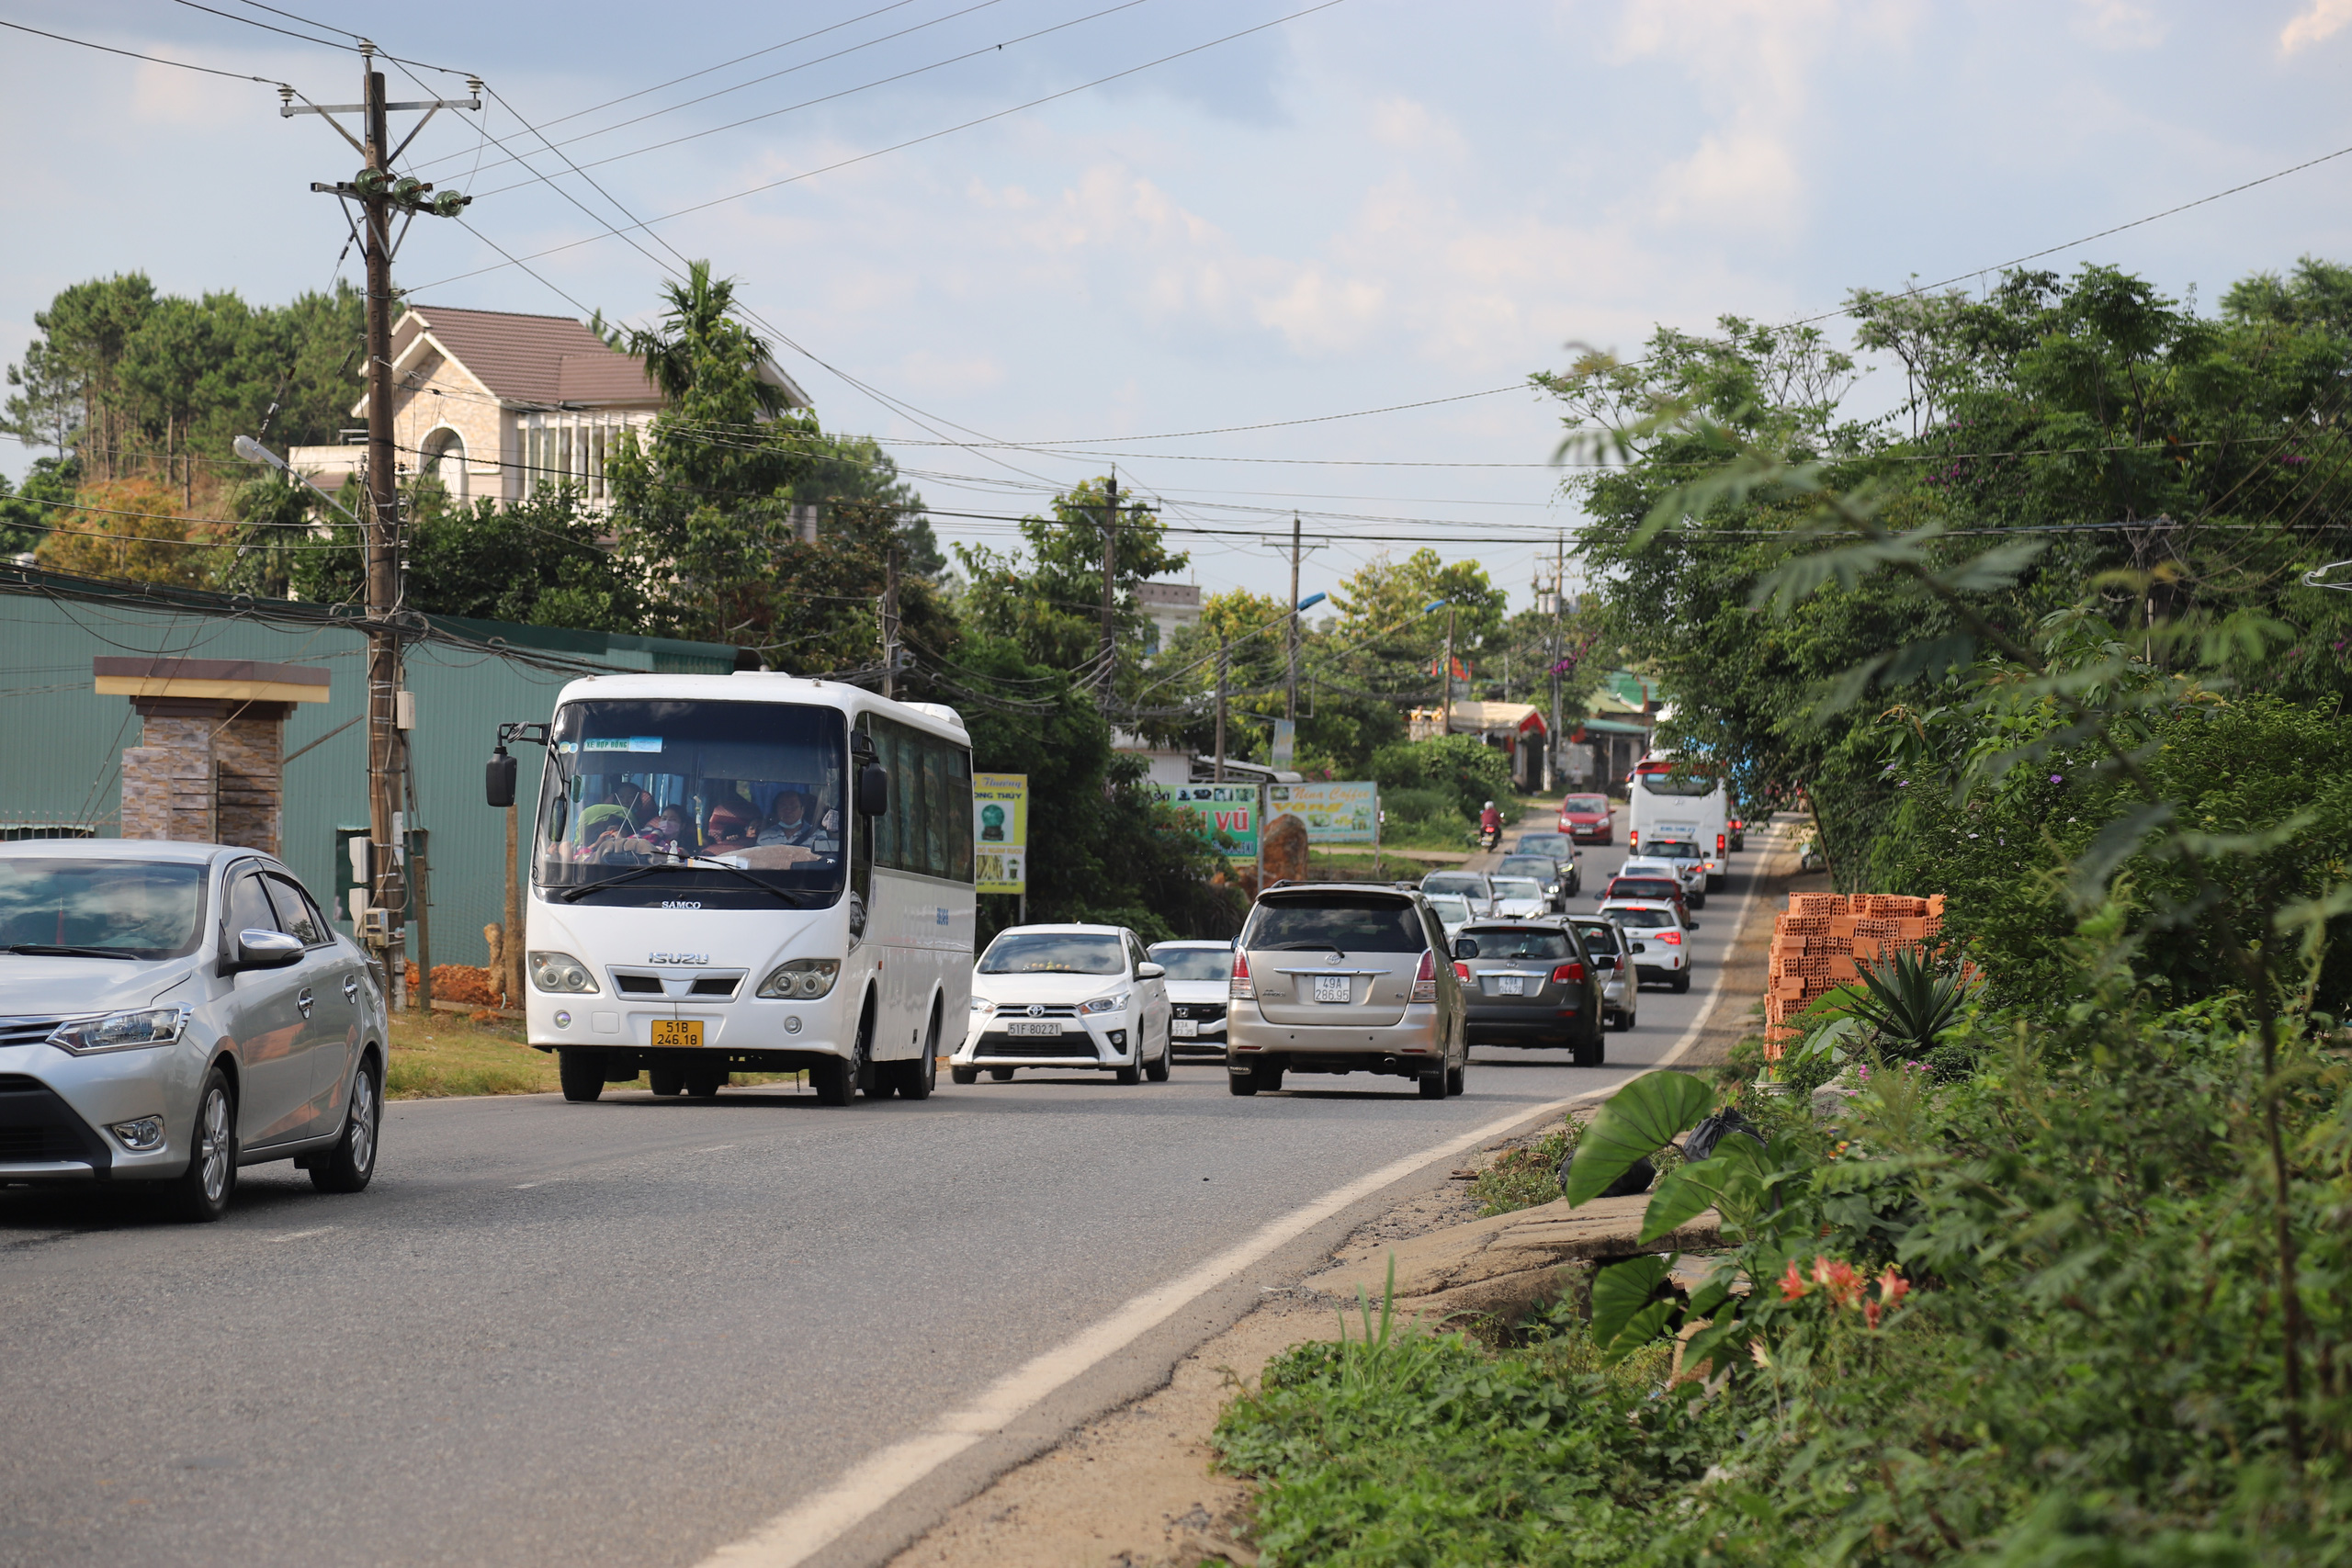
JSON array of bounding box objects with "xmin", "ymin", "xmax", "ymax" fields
[
  {"xmin": 1076, "ymin": 991, "xmax": 1131, "ymax": 1017},
  {"xmin": 49, "ymin": 1008, "xmax": 189, "ymax": 1056}
]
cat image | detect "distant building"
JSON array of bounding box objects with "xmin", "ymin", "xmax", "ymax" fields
[
  {"xmin": 1135, "ymin": 581, "xmax": 1202, "ymax": 659},
  {"xmin": 287, "ymin": 304, "xmax": 810, "ymax": 511},
  {"xmin": 1408, "ymin": 702, "xmax": 1550, "ymax": 791}
]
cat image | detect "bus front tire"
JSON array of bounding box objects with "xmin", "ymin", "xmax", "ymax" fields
[
  {"xmin": 893, "ymin": 1011, "xmax": 940, "ymax": 1100},
  {"xmin": 559, "ymin": 1049, "xmax": 605, "ymax": 1103},
  {"xmin": 684, "ymin": 1061, "xmax": 726, "ymax": 1099},
  {"xmin": 649, "ymin": 1063, "xmax": 684, "ymax": 1097}
]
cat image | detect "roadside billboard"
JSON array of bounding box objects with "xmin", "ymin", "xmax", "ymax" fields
[
  {"xmin": 1266, "ymin": 781, "xmax": 1377, "ymax": 844},
  {"xmin": 1150, "ymin": 782, "xmax": 1261, "ymax": 860},
  {"xmin": 973, "ymin": 772, "xmax": 1028, "ymax": 894}
]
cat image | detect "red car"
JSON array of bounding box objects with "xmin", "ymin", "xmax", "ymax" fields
[{"xmin": 1557, "ymin": 792, "xmax": 1615, "ymax": 845}]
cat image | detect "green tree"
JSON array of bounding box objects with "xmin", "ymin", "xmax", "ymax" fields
[{"xmin": 954, "ymin": 478, "xmax": 1185, "ymax": 682}]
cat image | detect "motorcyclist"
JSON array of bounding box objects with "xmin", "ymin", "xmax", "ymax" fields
[{"xmin": 1478, "ymin": 800, "xmax": 1501, "ymax": 848}]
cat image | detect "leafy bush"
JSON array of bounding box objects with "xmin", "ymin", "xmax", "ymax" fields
[{"xmin": 1368, "ymin": 735, "xmax": 1518, "ymax": 824}]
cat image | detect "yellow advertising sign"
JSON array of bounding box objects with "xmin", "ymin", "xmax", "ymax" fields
[{"xmin": 973, "ymin": 772, "xmax": 1028, "ymax": 894}]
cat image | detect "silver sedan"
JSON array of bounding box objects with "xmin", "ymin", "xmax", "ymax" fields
[{"xmin": 0, "ymin": 839, "xmax": 388, "ymax": 1221}]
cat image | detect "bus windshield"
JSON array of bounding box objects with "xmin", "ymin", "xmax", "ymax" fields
[
  {"xmin": 1635, "ymin": 765, "xmax": 1719, "ymax": 798},
  {"xmin": 536, "ymin": 699, "xmax": 848, "ymax": 906}
]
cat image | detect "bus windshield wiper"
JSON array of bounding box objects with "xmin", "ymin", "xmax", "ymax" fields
[
  {"xmin": 6, "ymin": 943, "xmax": 139, "ymax": 960},
  {"xmin": 556, "ymin": 856, "xmax": 808, "ymax": 906}
]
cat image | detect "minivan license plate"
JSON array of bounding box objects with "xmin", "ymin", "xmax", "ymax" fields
[
  {"xmin": 651, "ymin": 1019, "xmax": 704, "ymax": 1048},
  {"xmin": 1314, "ymin": 975, "xmax": 1351, "ymax": 1003},
  {"xmin": 1007, "ymin": 1020, "xmax": 1060, "ymax": 1036}
]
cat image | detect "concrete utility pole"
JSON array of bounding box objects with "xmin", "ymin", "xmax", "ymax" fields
[
  {"xmin": 283, "ymin": 46, "xmax": 479, "ymax": 1002},
  {"xmin": 1214, "ymin": 635, "xmax": 1229, "ymax": 784},
  {"xmin": 1098, "ymin": 471, "xmax": 1119, "ymax": 695},
  {"xmin": 880, "ymin": 543, "xmax": 900, "ymax": 701},
  {"xmin": 1546, "ymin": 531, "xmax": 1565, "ymax": 793},
  {"xmin": 1439, "ymin": 604, "xmax": 1457, "ymax": 740},
  {"xmin": 1285, "ymin": 513, "xmax": 1302, "ymax": 725}
]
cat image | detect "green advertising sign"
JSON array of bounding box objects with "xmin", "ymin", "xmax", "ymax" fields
[{"xmin": 1149, "ymin": 783, "xmax": 1261, "ymax": 860}]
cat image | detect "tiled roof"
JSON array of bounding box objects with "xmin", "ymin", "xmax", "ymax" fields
[{"xmin": 396, "ymin": 305, "xmax": 657, "ymax": 408}]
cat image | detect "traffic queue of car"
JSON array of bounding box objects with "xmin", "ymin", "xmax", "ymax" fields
[{"xmin": 0, "ymin": 769, "xmax": 1733, "ymax": 1220}]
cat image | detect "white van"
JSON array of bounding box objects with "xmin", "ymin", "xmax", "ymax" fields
[
  {"xmin": 1625, "ymin": 751, "xmax": 1730, "ymax": 889},
  {"xmin": 488, "ymin": 672, "xmax": 976, "ymax": 1105}
]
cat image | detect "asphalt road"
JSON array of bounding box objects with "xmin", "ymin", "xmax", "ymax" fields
[{"xmin": 0, "ymin": 824, "xmax": 1771, "ymax": 1568}]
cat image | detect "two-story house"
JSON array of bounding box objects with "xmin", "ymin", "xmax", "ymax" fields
[{"xmin": 288, "ymin": 303, "xmax": 809, "ymax": 509}]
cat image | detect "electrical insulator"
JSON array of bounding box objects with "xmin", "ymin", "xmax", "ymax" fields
[
  {"xmin": 431, "ymin": 192, "xmax": 471, "ymax": 218},
  {"xmin": 353, "ymin": 167, "xmax": 390, "ymax": 197}
]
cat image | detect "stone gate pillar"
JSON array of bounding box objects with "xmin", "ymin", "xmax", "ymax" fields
[{"xmin": 95, "ymin": 658, "xmax": 332, "ymax": 856}]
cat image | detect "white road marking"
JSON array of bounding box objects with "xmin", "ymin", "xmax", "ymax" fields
[
  {"xmin": 695, "ymin": 1145, "xmax": 738, "ymax": 1153},
  {"xmin": 703, "ymin": 823, "xmax": 1790, "ymax": 1568},
  {"xmin": 269, "ymin": 1227, "xmax": 335, "ymax": 1243},
  {"xmin": 512, "ymin": 1180, "xmax": 563, "ymax": 1190},
  {"xmin": 1656, "ymin": 821, "xmax": 1787, "ymax": 1067},
  {"xmin": 695, "ymin": 1095, "xmax": 1608, "ymax": 1568}
]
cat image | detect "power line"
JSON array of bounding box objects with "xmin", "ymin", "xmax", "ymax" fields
[
  {"xmin": 467, "ymin": 0, "xmax": 1154, "ymax": 199},
  {"xmin": 168, "ymin": 0, "xmax": 352, "ymax": 51},
  {"xmin": 398, "ymin": 0, "xmax": 1359, "ymax": 297},
  {"xmin": 409, "ymin": 0, "xmax": 932, "ymax": 167},
  {"xmin": 0, "ymin": 17, "xmax": 289, "ymax": 85}
]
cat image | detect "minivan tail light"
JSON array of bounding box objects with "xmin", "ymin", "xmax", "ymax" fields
[
  {"xmin": 1550, "ymin": 962, "xmax": 1586, "ymax": 985},
  {"xmin": 1229, "ymin": 951, "xmax": 1253, "ymax": 1000},
  {"xmin": 1412, "ymin": 950, "xmax": 1438, "ymax": 1003},
  {"xmin": 1453, "ymin": 960, "xmax": 1471, "ymax": 982}
]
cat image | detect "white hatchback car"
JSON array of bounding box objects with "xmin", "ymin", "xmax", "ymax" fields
[
  {"xmin": 1487, "ymin": 875, "xmax": 1550, "ymax": 920},
  {"xmin": 0, "ymin": 839, "xmax": 388, "ymax": 1221},
  {"xmin": 1146, "ymin": 939, "xmax": 1234, "ymax": 1057},
  {"xmin": 1598, "ymin": 898, "xmax": 1691, "ymax": 993},
  {"xmin": 953, "ymin": 924, "xmax": 1172, "ymax": 1084}
]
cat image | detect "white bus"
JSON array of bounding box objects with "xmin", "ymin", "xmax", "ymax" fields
[
  {"xmin": 486, "ymin": 672, "xmax": 977, "ymax": 1106},
  {"xmin": 1625, "ymin": 750, "xmax": 1731, "ymax": 890}
]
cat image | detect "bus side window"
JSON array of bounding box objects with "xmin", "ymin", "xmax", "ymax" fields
[{"xmin": 922, "ymin": 740, "xmax": 951, "ymax": 877}]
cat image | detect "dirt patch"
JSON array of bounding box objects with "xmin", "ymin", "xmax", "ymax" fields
[{"xmin": 884, "ymin": 1174, "xmax": 1589, "ymax": 1568}]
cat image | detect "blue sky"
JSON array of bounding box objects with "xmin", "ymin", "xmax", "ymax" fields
[{"xmin": 5, "ymin": 0, "xmax": 2350, "ymax": 609}]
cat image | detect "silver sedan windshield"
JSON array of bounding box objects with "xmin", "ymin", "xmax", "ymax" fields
[{"xmin": 0, "ymin": 859, "xmax": 208, "ymax": 959}]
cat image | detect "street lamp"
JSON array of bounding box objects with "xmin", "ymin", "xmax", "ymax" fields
[{"xmin": 234, "ymin": 434, "xmax": 367, "ymax": 529}]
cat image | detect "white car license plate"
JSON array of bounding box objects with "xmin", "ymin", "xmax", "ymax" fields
[
  {"xmin": 1006, "ymin": 1020, "xmax": 1061, "ymax": 1036},
  {"xmin": 1171, "ymin": 1018, "xmax": 1198, "ymax": 1037},
  {"xmin": 1498, "ymin": 975, "xmax": 1525, "ymax": 996},
  {"xmin": 1314, "ymin": 975, "xmax": 1351, "ymax": 1003}
]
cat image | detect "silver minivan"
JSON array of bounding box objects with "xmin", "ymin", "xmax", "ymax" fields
[
  {"xmin": 1227, "ymin": 883, "xmax": 1466, "ymax": 1099},
  {"xmin": 0, "ymin": 840, "xmax": 388, "ymax": 1221}
]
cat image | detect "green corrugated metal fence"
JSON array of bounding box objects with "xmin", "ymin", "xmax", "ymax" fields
[{"xmin": 0, "ymin": 565, "xmax": 735, "ymax": 969}]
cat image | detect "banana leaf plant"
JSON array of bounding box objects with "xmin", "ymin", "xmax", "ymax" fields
[{"xmin": 1562, "ymin": 1071, "xmax": 1822, "ymax": 1364}]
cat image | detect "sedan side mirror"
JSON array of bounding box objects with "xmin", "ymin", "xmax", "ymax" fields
[
  {"xmin": 486, "ymin": 749, "xmax": 518, "ymax": 808},
  {"xmin": 1135, "ymin": 962, "xmax": 1166, "ymax": 980},
  {"xmin": 231, "ymin": 928, "xmax": 304, "ymax": 973},
  {"xmin": 856, "ymin": 762, "xmax": 888, "ymax": 818}
]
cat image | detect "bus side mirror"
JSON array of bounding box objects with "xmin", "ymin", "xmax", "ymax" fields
[
  {"xmin": 857, "ymin": 763, "xmax": 888, "ymax": 818},
  {"xmin": 486, "ymin": 749, "xmax": 518, "ymax": 809}
]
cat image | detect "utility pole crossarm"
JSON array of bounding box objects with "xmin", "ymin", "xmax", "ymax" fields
[{"xmin": 276, "ymin": 54, "xmax": 482, "ymax": 1014}]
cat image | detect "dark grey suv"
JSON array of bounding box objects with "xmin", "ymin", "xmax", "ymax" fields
[
  {"xmin": 1226, "ymin": 883, "xmax": 1466, "ymax": 1099},
  {"xmin": 1451, "ymin": 921, "xmax": 1606, "ymax": 1065}
]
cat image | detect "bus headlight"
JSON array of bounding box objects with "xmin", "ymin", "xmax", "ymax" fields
[
  {"xmin": 527, "ymin": 952, "xmax": 597, "ymax": 994},
  {"xmin": 757, "ymin": 959, "xmax": 840, "ymax": 999}
]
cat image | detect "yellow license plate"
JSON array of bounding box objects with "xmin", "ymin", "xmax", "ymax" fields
[{"xmin": 651, "ymin": 1020, "xmax": 705, "ymax": 1049}]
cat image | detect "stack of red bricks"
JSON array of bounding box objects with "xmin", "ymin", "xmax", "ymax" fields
[{"xmin": 1762, "ymin": 891, "xmax": 1947, "ymax": 1053}]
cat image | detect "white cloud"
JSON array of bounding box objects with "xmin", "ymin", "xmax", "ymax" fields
[
  {"xmin": 2073, "ymin": 0, "xmax": 2169, "ymax": 50},
  {"xmin": 2280, "ymin": 0, "xmax": 2352, "ymax": 51}
]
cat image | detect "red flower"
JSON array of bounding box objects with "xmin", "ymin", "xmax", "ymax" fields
[
  {"xmin": 1879, "ymin": 1267, "xmax": 1910, "ymax": 1310},
  {"xmin": 1780, "ymin": 1260, "xmax": 1808, "ymax": 1302},
  {"xmin": 1813, "ymin": 1256, "xmax": 1863, "ymax": 1308}
]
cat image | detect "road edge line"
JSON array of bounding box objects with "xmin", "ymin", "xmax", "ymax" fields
[{"xmin": 695, "ymin": 1094, "xmax": 1600, "ymax": 1568}]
